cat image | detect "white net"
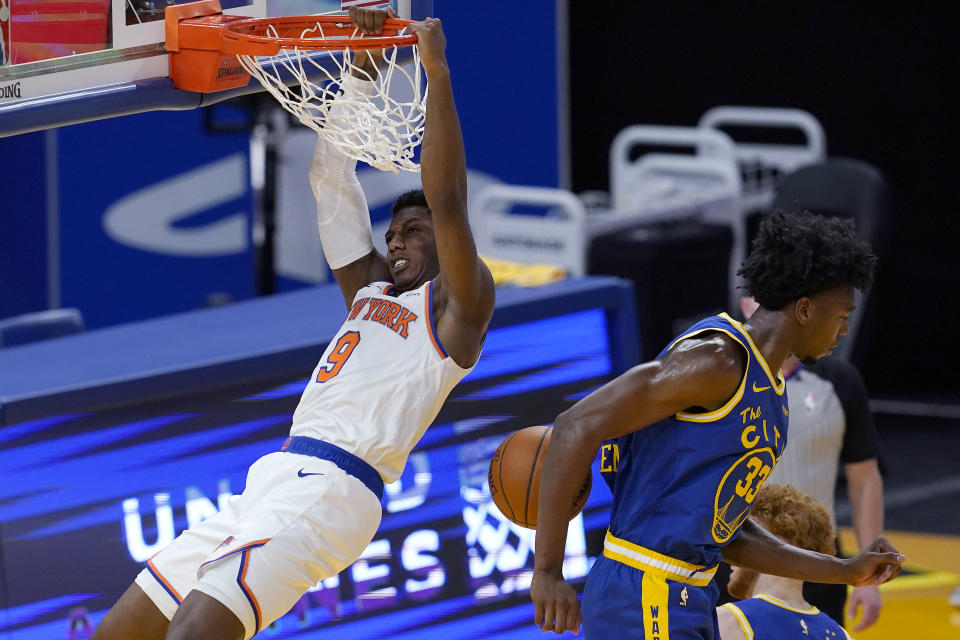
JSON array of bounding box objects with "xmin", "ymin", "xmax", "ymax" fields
[{"xmin": 236, "ymin": 22, "xmax": 426, "ymax": 173}]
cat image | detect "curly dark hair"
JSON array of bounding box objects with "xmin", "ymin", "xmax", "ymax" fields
[
  {"xmin": 750, "ymin": 484, "xmax": 835, "ymax": 555},
  {"xmin": 391, "ymin": 189, "xmax": 429, "ymax": 216},
  {"xmin": 738, "ymin": 210, "xmax": 877, "ymax": 310}
]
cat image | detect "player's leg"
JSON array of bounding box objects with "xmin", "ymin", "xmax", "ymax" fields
[
  {"xmin": 165, "ymin": 591, "xmax": 245, "ymax": 640},
  {"xmin": 91, "ymin": 582, "xmax": 169, "ymax": 640},
  {"xmin": 94, "ymin": 470, "xmax": 250, "ymax": 639},
  {"xmin": 581, "ymin": 555, "xmax": 647, "ymax": 636},
  {"xmin": 583, "ymin": 555, "xmax": 719, "ymax": 638},
  {"xmin": 178, "ymin": 454, "xmax": 382, "ymax": 639}
]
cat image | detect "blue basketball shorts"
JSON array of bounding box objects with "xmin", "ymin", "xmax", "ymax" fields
[{"xmin": 582, "ymin": 554, "xmax": 722, "ymax": 639}]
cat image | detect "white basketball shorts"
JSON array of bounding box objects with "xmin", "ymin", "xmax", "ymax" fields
[{"xmin": 135, "ymin": 439, "xmax": 383, "ymax": 640}]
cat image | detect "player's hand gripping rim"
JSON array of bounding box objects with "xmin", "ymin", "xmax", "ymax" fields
[
  {"xmin": 405, "ymin": 17, "xmax": 448, "ymax": 74},
  {"xmin": 531, "ymin": 568, "xmax": 582, "ymax": 635},
  {"xmin": 346, "ymin": 5, "xmax": 397, "ymax": 78},
  {"xmin": 348, "ymin": 5, "xmax": 396, "ymax": 35}
]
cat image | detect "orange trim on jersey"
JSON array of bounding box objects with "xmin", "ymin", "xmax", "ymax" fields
[
  {"xmin": 424, "ymin": 280, "xmax": 448, "ymax": 359},
  {"xmin": 199, "ymin": 538, "xmax": 272, "ymax": 570},
  {"xmin": 146, "ymin": 558, "xmax": 183, "ymax": 604},
  {"xmin": 369, "ymin": 280, "xmax": 397, "ymax": 296},
  {"xmin": 237, "ymin": 548, "xmax": 263, "ymax": 634}
]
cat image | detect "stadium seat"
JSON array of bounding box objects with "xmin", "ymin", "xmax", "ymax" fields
[
  {"xmin": 0, "ymin": 308, "xmax": 86, "ymax": 348},
  {"xmin": 769, "ymin": 158, "xmax": 892, "ymax": 363}
]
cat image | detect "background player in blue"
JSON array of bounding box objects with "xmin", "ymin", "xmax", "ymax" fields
[
  {"xmin": 717, "ymin": 484, "xmax": 855, "ymax": 640},
  {"xmin": 530, "ymin": 211, "xmax": 904, "ymax": 638}
]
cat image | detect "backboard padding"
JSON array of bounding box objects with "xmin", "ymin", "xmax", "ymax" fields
[{"xmin": 0, "ymin": 0, "xmax": 431, "ymax": 137}]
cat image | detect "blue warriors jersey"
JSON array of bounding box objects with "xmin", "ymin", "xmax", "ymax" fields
[
  {"xmin": 599, "ymin": 312, "xmax": 789, "ymax": 569},
  {"xmin": 721, "ymin": 594, "xmax": 853, "ymax": 640}
]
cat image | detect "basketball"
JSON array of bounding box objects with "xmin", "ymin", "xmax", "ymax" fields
[{"xmin": 487, "ymin": 425, "xmax": 592, "ymax": 529}]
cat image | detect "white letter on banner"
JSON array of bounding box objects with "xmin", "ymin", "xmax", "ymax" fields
[
  {"xmin": 103, "ymin": 154, "xmax": 248, "ymax": 256},
  {"xmin": 123, "ymin": 493, "xmax": 176, "ymax": 562},
  {"xmin": 402, "ymin": 529, "xmax": 444, "ymax": 595},
  {"xmin": 352, "ymin": 539, "xmax": 396, "ymax": 609},
  {"xmin": 384, "ymin": 453, "xmax": 431, "ymax": 513},
  {"xmin": 185, "ymin": 485, "xmax": 218, "ymax": 528}
]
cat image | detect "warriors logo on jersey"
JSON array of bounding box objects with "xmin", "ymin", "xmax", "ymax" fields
[
  {"xmin": 713, "ymin": 403, "xmax": 782, "ymax": 543},
  {"xmin": 600, "ymin": 313, "xmax": 788, "ymax": 569}
]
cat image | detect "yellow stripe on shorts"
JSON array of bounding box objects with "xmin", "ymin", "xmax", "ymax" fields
[{"xmin": 641, "ymin": 571, "xmax": 670, "ymax": 640}]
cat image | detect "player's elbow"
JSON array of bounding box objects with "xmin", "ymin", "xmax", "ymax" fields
[
  {"xmin": 552, "ymin": 410, "xmax": 580, "ymax": 443},
  {"xmin": 553, "ymin": 408, "xmax": 604, "ymax": 451}
]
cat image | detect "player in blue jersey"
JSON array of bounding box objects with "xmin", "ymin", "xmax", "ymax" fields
[
  {"xmin": 717, "ymin": 484, "xmax": 854, "ymax": 640},
  {"xmin": 530, "ymin": 210, "xmax": 904, "ymax": 638}
]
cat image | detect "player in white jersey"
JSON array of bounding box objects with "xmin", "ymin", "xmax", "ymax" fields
[{"xmin": 93, "ymin": 9, "xmax": 495, "ymax": 640}]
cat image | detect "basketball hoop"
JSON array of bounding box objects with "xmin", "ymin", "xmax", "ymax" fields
[{"xmin": 166, "ymin": 1, "xmax": 426, "ymax": 173}]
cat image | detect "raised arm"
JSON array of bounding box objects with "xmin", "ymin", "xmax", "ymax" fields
[
  {"xmin": 406, "ymin": 18, "xmax": 495, "ymax": 363},
  {"xmin": 309, "ymin": 129, "xmax": 391, "ymax": 307},
  {"xmin": 722, "ymin": 518, "xmax": 903, "ymax": 585},
  {"xmin": 531, "ymin": 335, "xmax": 746, "ymax": 634},
  {"xmin": 308, "ymin": 9, "xmax": 398, "ymax": 307}
]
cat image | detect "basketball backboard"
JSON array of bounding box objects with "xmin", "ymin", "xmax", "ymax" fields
[{"xmin": 0, "ymin": 0, "xmax": 431, "ymax": 137}]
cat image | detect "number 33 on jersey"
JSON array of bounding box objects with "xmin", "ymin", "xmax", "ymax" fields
[{"xmin": 600, "ymin": 313, "xmax": 789, "ymax": 566}]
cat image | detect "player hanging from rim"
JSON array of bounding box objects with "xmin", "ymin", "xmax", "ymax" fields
[
  {"xmin": 531, "ymin": 210, "xmax": 904, "ymax": 638},
  {"xmin": 93, "ymin": 8, "xmax": 494, "ymax": 640},
  {"xmin": 717, "ymin": 484, "xmax": 856, "ymax": 640}
]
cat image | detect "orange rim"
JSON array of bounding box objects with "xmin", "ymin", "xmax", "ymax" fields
[{"xmin": 222, "ymin": 15, "xmax": 417, "ymax": 54}]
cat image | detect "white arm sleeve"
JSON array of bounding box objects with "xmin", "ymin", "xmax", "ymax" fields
[{"xmin": 308, "ymin": 77, "xmax": 379, "ymax": 270}]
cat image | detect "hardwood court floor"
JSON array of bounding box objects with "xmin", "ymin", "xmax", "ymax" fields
[{"xmin": 837, "ymin": 528, "xmax": 960, "ymax": 639}]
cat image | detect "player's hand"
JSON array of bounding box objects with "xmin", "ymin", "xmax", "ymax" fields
[
  {"xmin": 349, "ymin": 5, "xmax": 396, "ymax": 34},
  {"xmin": 347, "ymin": 6, "xmax": 396, "ymax": 78},
  {"xmin": 844, "ymin": 535, "xmax": 904, "ymax": 586},
  {"xmin": 847, "ymin": 584, "xmax": 883, "ymax": 631},
  {"xmin": 531, "ymin": 568, "xmax": 581, "ymax": 635},
  {"xmin": 406, "ymin": 17, "xmax": 448, "ymax": 74}
]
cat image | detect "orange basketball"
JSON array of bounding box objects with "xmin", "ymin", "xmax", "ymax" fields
[{"xmin": 487, "ymin": 425, "xmax": 592, "ymax": 529}]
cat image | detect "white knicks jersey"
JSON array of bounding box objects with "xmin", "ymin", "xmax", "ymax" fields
[{"xmin": 290, "ymin": 279, "xmax": 474, "ymax": 483}]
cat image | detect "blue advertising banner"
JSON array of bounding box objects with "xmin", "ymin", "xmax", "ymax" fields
[
  {"xmin": 0, "ymin": 131, "xmax": 48, "ymax": 319},
  {"xmin": 2, "ymin": 1, "xmax": 564, "ymax": 326},
  {"xmin": 440, "ymin": 0, "xmax": 564, "ymax": 189},
  {"xmin": 55, "ymin": 110, "xmax": 255, "ymax": 329},
  {"xmin": 0, "ymin": 307, "xmax": 615, "ymax": 639}
]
